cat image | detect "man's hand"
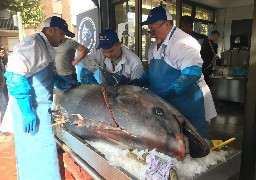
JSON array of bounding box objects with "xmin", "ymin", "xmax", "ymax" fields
[
  {"xmin": 22, "ymin": 111, "xmax": 37, "ymax": 133},
  {"xmin": 72, "ymin": 59, "xmax": 78, "ymax": 66}
]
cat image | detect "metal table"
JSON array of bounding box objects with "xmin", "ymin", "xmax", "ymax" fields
[
  {"xmin": 210, "ymin": 75, "xmax": 247, "ymax": 103},
  {"xmin": 55, "ymin": 125, "xmax": 241, "ymax": 180}
]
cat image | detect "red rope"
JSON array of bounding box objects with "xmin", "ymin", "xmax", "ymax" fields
[
  {"xmin": 101, "ymin": 84, "xmax": 135, "ymax": 137},
  {"xmin": 101, "ymin": 84, "xmax": 119, "ymax": 128}
]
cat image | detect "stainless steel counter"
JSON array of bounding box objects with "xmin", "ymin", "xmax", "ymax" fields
[
  {"xmin": 55, "ymin": 125, "xmax": 138, "ymax": 180},
  {"xmin": 210, "ymin": 75, "xmax": 247, "ymax": 103},
  {"xmin": 55, "ymin": 125, "xmax": 241, "ymax": 180}
]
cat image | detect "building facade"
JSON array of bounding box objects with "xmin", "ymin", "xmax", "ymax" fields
[{"xmin": 0, "ymin": 0, "xmax": 74, "ymax": 54}]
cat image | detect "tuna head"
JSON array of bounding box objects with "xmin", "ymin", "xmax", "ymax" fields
[{"xmin": 56, "ymin": 84, "xmax": 209, "ymax": 160}]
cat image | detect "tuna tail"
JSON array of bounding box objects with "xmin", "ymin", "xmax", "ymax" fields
[{"xmin": 182, "ymin": 122, "xmax": 210, "ymax": 158}]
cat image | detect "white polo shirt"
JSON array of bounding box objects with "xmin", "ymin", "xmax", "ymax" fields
[{"xmin": 83, "ymin": 45, "xmax": 143, "ymax": 82}]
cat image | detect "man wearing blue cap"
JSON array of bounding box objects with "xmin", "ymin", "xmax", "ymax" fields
[
  {"xmin": 137, "ymin": 6, "xmax": 217, "ymax": 138},
  {"xmin": 3, "ymin": 16, "xmax": 73, "ymax": 179},
  {"xmin": 81, "ymin": 28, "xmax": 143, "ymax": 85}
]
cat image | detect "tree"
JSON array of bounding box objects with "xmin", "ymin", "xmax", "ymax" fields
[{"xmin": 0, "ymin": 0, "xmax": 45, "ymax": 29}]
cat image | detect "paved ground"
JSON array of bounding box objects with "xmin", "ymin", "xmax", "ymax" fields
[{"xmin": 0, "ymin": 133, "xmax": 16, "ymax": 180}]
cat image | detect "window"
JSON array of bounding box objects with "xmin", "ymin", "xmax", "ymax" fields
[
  {"xmin": 195, "ymin": 7, "xmax": 213, "ymax": 21},
  {"xmin": 114, "ymin": 0, "xmax": 136, "ymax": 52},
  {"xmin": 182, "ymin": 4, "xmax": 192, "ymax": 16},
  {"xmin": 182, "ymin": 2, "xmax": 214, "ymax": 36}
]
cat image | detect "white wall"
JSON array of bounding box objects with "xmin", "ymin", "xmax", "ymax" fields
[
  {"xmin": 215, "ymin": 4, "xmax": 254, "ymax": 52},
  {"xmin": 70, "ymin": 0, "xmax": 96, "ymax": 26}
]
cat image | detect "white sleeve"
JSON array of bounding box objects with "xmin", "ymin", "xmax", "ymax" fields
[
  {"xmin": 122, "ymin": 48, "xmax": 144, "ymax": 80},
  {"xmin": 6, "ymin": 41, "xmax": 32, "ymax": 76},
  {"xmin": 6, "ymin": 34, "xmax": 53, "ymax": 77},
  {"xmin": 82, "ymin": 47, "xmax": 105, "ymax": 72},
  {"xmin": 130, "ymin": 58, "xmax": 144, "ymax": 80},
  {"xmin": 173, "ymin": 37, "xmax": 203, "ymax": 70},
  {"xmin": 6, "ymin": 53, "xmax": 28, "ymax": 76}
]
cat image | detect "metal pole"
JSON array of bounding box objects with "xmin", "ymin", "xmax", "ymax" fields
[
  {"xmin": 54, "ymin": 135, "xmax": 104, "ymax": 180},
  {"xmin": 239, "ymin": 1, "xmax": 256, "ymax": 179},
  {"xmin": 17, "ymin": 12, "xmax": 23, "ymax": 41},
  {"xmin": 135, "ymin": 0, "xmax": 142, "ymax": 59}
]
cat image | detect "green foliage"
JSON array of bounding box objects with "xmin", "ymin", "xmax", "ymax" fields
[{"xmin": 0, "ymin": 0, "xmax": 45, "ymax": 29}]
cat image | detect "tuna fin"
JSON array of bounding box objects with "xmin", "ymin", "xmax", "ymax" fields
[{"xmin": 182, "ymin": 122, "xmax": 210, "ymax": 158}]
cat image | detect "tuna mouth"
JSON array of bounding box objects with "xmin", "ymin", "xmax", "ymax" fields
[
  {"xmin": 168, "ymin": 133, "xmax": 186, "ymax": 161},
  {"xmin": 182, "ymin": 122, "xmax": 210, "ymax": 158}
]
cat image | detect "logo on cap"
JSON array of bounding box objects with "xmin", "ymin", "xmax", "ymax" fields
[{"xmin": 96, "ymin": 28, "xmax": 119, "ymax": 49}]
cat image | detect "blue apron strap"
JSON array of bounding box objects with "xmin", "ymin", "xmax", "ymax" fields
[{"xmin": 37, "ymin": 33, "xmax": 49, "ymax": 54}]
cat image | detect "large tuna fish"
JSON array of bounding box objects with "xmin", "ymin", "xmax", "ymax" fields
[{"xmin": 55, "ymin": 84, "xmax": 209, "ymax": 160}]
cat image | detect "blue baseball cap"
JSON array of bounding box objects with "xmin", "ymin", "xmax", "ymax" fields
[
  {"xmin": 141, "ymin": 6, "xmax": 172, "ymax": 26},
  {"xmin": 44, "ymin": 16, "xmax": 75, "ymax": 38},
  {"xmin": 96, "ymin": 28, "xmax": 119, "ymax": 49}
]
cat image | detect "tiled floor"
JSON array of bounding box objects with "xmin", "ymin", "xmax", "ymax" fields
[
  {"xmin": 207, "ymin": 100, "xmax": 256, "ymax": 180},
  {"xmin": 0, "ymin": 100, "xmax": 251, "ymax": 180},
  {"xmin": 207, "ymin": 100, "xmax": 245, "ymax": 150}
]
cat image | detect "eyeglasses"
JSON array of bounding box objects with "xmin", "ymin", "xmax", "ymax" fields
[{"xmin": 147, "ymin": 21, "xmax": 166, "ymax": 35}]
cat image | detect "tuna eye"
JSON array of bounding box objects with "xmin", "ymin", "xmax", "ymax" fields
[{"xmin": 154, "ymin": 108, "xmax": 164, "ymax": 116}]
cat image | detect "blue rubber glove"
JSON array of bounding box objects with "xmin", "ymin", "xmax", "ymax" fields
[
  {"xmin": 159, "ymin": 66, "xmax": 202, "ymax": 96},
  {"xmin": 128, "ymin": 68, "xmax": 149, "ymax": 87},
  {"xmin": 17, "ymin": 95, "xmax": 37, "ymax": 133},
  {"xmin": 103, "ymin": 72, "xmax": 130, "ymax": 86},
  {"xmin": 54, "ymin": 72, "xmax": 71, "ymax": 92},
  {"xmin": 113, "ymin": 74, "xmax": 130, "ymax": 85},
  {"xmin": 4, "ymin": 71, "xmax": 36, "ymax": 133},
  {"xmin": 54, "ymin": 72, "xmax": 81, "ymax": 92},
  {"xmin": 80, "ymin": 68, "xmax": 98, "ymax": 85}
]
